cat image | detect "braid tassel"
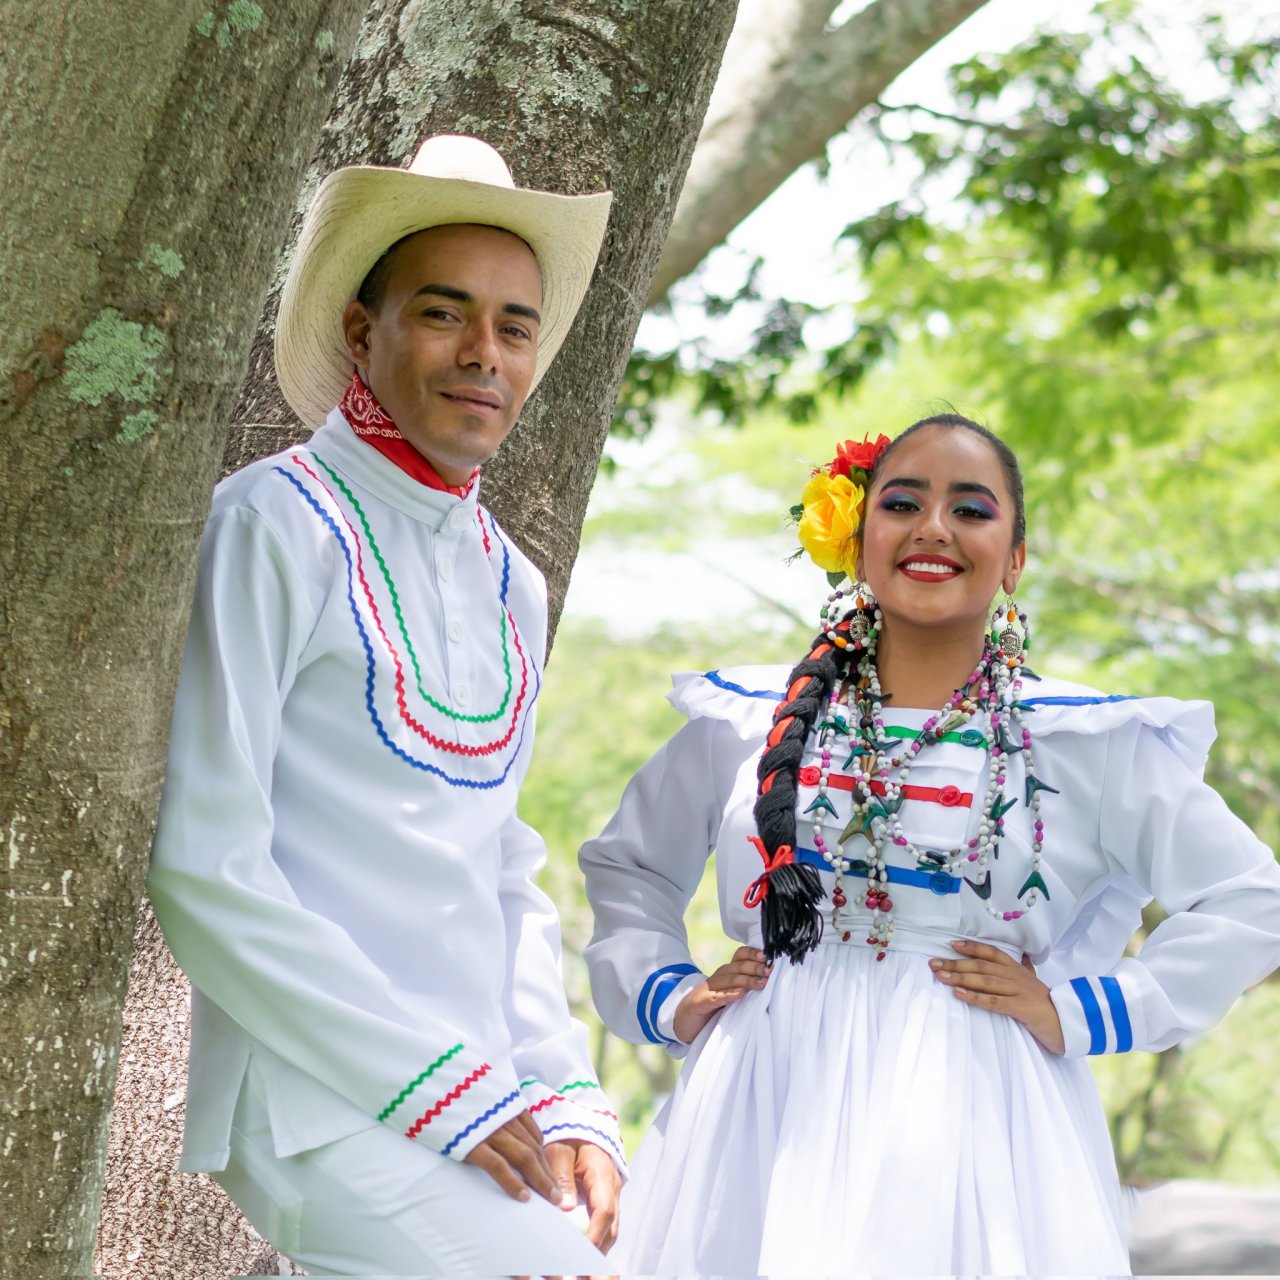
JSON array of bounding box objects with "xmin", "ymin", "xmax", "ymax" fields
[{"xmin": 751, "ymin": 632, "xmax": 852, "ymax": 963}]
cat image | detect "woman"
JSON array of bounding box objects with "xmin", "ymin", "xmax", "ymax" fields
[{"xmin": 579, "ymin": 414, "xmax": 1280, "ymax": 1276}]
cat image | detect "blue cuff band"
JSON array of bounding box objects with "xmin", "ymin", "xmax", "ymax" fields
[
  {"xmin": 637, "ymin": 963, "xmax": 700, "ymax": 1045},
  {"xmin": 1099, "ymin": 975, "xmax": 1133, "ymax": 1052},
  {"xmin": 1070, "ymin": 976, "xmax": 1107, "ymax": 1054}
]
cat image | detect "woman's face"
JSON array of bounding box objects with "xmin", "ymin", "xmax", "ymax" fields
[{"xmin": 859, "ymin": 426, "xmax": 1026, "ymax": 640}]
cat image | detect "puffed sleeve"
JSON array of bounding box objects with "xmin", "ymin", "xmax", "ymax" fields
[
  {"xmin": 579, "ymin": 714, "xmax": 748, "ymax": 1056},
  {"xmin": 1048, "ymin": 718, "xmax": 1280, "ymax": 1056}
]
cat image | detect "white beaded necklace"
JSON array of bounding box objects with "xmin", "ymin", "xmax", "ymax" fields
[{"xmin": 809, "ymin": 593, "xmax": 1056, "ymax": 957}]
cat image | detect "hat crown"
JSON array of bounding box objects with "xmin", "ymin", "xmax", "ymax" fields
[{"xmin": 407, "ymin": 135, "xmax": 516, "ymax": 190}]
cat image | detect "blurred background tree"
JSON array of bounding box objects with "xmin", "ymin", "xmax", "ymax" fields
[{"xmin": 531, "ymin": 0, "xmax": 1280, "ymax": 1178}]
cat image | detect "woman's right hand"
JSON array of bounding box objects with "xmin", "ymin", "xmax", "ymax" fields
[{"xmin": 672, "ymin": 945, "xmax": 772, "ymax": 1043}]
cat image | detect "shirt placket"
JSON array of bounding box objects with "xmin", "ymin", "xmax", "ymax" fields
[{"xmin": 432, "ymin": 506, "xmax": 474, "ymax": 744}]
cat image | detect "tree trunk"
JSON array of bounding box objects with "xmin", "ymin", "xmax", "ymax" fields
[
  {"xmin": 100, "ymin": 1, "xmax": 740, "ymax": 1274},
  {"xmin": 0, "ymin": 2, "xmax": 368, "ymax": 1273},
  {"xmin": 648, "ymin": 0, "xmax": 991, "ymax": 304},
  {"xmin": 96, "ymin": 906, "xmax": 289, "ymax": 1278}
]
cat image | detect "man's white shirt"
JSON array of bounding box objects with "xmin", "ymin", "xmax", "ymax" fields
[{"xmin": 150, "ymin": 408, "xmax": 622, "ymax": 1173}]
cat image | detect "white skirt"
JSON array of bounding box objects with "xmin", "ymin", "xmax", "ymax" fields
[{"xmin": 616, "ymin": 934, "xmax": 1131, "ymax": 1277}]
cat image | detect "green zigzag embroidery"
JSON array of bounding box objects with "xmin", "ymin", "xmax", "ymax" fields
[
  {"xmin": 378, "ymin": 1043, "xmax": 465, "ymax": 1121},
  {"xmin": 519, "ymin": 1078, "xmax": 599, "ymax": 1094},
  {"xmin": 312, "ymin": 453, "xmax": 514, "ymax": 724}
]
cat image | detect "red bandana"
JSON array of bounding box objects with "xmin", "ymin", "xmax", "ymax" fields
[{"xmin": 340, "ymin": 370, "xmax": 476, "ymax": 497}]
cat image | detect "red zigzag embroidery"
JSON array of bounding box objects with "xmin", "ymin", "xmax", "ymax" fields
[
  {"xmin": 405, "ymin": 1063, "xmax": 492, "ymax": 1139},
  {"xmin": 528, "ymin": 1094, "xmax": 619, "ymax": 1120}
]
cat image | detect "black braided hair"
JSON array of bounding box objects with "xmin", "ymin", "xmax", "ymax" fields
[{"xmin": 751, "ymin": 629, "xmax": 854, "ymax": 963}]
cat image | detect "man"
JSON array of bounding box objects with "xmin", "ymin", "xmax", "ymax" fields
[{"xmin": 149, "ymin": 136, "xmax": 622, "ymax": 1275}]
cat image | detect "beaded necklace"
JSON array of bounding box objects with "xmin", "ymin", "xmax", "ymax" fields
[{"xmin": 809, "ymin": 591, "xmax": 1056, "ymax": 958}]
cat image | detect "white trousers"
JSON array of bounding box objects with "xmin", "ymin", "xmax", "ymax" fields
[{"xmin": 211, "ymin": 1078, "xmax": 610, "ymax": 1277}]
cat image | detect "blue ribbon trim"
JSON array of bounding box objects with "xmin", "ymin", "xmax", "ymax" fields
[
  {"xmin": 1018, "ymin": 694, "xmax": 1138, "ymax": 708},
  {"xmin": 1099, "ymin": 975, "xmax": 1133, "ymax": 1053},
  {"xmin": 540, "ymin": 1121, "xmax": 626, "ymax": 1164},
  {"xmin": 703, "ymin": 671, "xmax": 785, "ymax": 701},
  {"xmin": 1070, "ymin": 976, "xmax": 1107, "ymax": 1054},
  {"xmin": 478, "ymin": 506, "xmax": 512, "ymax": 603},
  {"xmin": 636, "ymin": 963, "xmax": 700, "ymax": 1045},
  {"xmin": 439, "ymin": 1088, "xmax": 521, "ymax": 1156},
  {"xmin": 275, "ymin": 465, "xmax": 538, "ymax": 789},
  {"xmin": 794, "ymin": 848, "xmax": 961, "ymax": 895}
]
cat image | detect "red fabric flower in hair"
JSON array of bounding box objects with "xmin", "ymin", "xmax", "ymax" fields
[{"xmin": 830, "ymin": 433, "xmax": 892, "ymax": 478}]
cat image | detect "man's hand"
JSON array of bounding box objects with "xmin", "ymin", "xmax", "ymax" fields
[
  {"xmin": 463, "ymin": 1110, "xmax": 568, "ymax": 1205},
  {"xmin": 930, "ymin": 941, "xmax": 1066, "ymax": 1054},
  {"xmin": 546, "ymin": 1138, "xmax": 622, "ymax": 1253},
  {"xmin": 672, "ymin": 945, "xmax": 771, "ymax": 1044}
]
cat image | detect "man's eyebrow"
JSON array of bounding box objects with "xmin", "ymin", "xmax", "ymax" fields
[
  {"xmin": 502, "ymin": 302, "xmax": 542, "ymax": 324},
  {"xmin": 878, "ymin": 476, "xmax": 1001, "ymax": 503},
  {"xmin": 412, "ymin": 284, "xmax": 541, "ymax": 324}
]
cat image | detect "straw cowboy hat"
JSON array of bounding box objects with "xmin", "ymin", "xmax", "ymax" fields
[{"xmin": 275, "ymin": 135, "xmax": 613, "ymax": 428}]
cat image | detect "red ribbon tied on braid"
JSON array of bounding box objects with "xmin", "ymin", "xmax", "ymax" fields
[{"xmin": 743, "ymin": 835, "xmax": 796, "ymax": 909}]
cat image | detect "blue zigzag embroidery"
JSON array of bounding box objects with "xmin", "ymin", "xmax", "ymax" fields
[
  {"xmin": 540, "ymin": 1120, "xmax": 626, "ymax": 1163},
  {"xmin": 439, "ymin": 1089, "xmax": 522, "ymax": 1157},
  {"xmin": 274, "ymin": 465, "xmax": 538, "ymax": 790}
]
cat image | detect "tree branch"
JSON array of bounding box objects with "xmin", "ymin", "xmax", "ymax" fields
[{"xmin": 649, "ymin": 0, "xmax": 992, "ymax": 304}]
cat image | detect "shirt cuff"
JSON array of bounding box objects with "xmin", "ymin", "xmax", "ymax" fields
[
  {"xmin": 381, "ymin": 1053, "xmax": 524, "ymax": 1160},
  {"xmin": 652, "ymin": 969, "xmax": 707, "ymax": 1049},
  {"xmin": 1050, "ymin": 974, "xmax": 1136, "ymax": 1057},
  {"xmin": 518, "ymin": 1078, "xmax": 627, "ymax": 1174}
]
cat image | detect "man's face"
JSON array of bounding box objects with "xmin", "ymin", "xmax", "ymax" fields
[{"xmin": 342, "ymin": 223, "xmax": 543, "ymax": 485}]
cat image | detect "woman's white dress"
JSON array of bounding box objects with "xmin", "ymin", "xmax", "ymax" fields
[{"xmin": 580, "ymin": 666, "xmax": 1280, "ymax": 1276}]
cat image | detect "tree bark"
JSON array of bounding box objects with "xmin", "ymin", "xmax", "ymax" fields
[
  {"xmin": 95, "ymin": 906, "xmax": 288, "ymax": 1278},
  {"xmin": 100, "ymin": 1, "xmax": 740, "ymax": 1274},
  {"xmin": 0, "ymin": 2, "xmax": 368, "ymax": 1273},
  {"xmin": 648, "ymin": 0, "xmax": 991, "ymax": 304}
]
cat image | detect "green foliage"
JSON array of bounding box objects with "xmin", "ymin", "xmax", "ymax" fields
[
  {"xmin": 1092, "ymin": 981, "xmax": 1280, "ymax": 1182},
  {"xmin": 863, "ymin": 9, "xmax": 1280, "ymax": 299},
  {"xmin": 621, "ymin": 1, "xmax": 1280, "ymax": 435}
]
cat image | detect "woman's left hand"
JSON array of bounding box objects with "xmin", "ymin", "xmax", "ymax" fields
[{"xmin": 930, "ymin": 941, "xmax": 1065, "ymax": 1055}]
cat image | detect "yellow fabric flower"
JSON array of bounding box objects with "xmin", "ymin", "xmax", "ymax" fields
[{"xmin": 797, "ymin": 471, "xmax": 865, "ymax": 576}]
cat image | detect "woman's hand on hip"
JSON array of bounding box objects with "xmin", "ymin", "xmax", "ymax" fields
[
  {"xmin": 672, "ymin": 945, "xmax": 771, "ymax": 1044},
  {"xmin": 930, "ymin": 940, "xmax": 1066, "ymax": 1055}
]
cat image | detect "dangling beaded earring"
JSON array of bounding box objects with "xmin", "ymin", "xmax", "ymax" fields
[
  {"xmin": 821, "ymin": 580, "xmax": 880, "ymax": 653},
  {"xmin": 990, "ymin": 596, "xmax": 1033, "ymax": 674}
]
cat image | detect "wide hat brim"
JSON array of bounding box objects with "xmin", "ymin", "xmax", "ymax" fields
[{"xmin": 275, "ymin": 155, "xmax": 612, "ymax": 428}]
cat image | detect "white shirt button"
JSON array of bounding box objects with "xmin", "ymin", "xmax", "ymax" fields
[
  {"xmin": 437, "ymin": 558, "xmax": 452, "ymax": 582},
  {"xmin": 447, "ymin": 620, "xmax": 464, "ymax": 644},
  {"xmin": 454, "ymin": 683, "xmax": 469, "ymax": 706},
  {"xmin": 447, "ymin": 507, "xmax": 467, "ymax": 530}
]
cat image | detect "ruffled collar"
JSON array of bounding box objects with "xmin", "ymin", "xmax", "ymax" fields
[{"xmin": 668, "ymin": 665, "xmax": 1215, "ymax": 771}]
